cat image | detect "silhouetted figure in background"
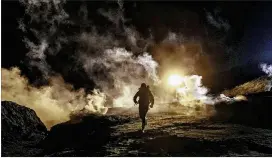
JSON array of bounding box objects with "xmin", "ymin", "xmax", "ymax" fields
[{"xmin": 133, "ymin": 83, "xmax": 154, "ymax": 133}]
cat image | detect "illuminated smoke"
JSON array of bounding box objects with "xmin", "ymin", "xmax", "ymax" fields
[
  {"xmin": 157, "ymin": 74, "xmax": 249, "ymax": 112},
  {"xmin": 6, "ymin": 0, "xmax": 243, "ymax": 126},
  {"xmin": 260, "ymin": 63, "xmax": 272, "ymax": 77},
  {"xmin": 260, "ymin": 63, "xmax": 272, "ymax": 91},
  {"xmin": 175, "ymin": 75, "xmax": 212, "ymax": 107},
  {"xmin": 1, "ymin": 67, "xmax": 108, "ymax": 129},
  {"xmin": 214, "ymin": 94, "xmax": 247, "ymax": 104},
  {"xmin": 79, "ymin": 46, "xmax": 159, "ymax": 108},
  {"xmin": 13, "ymin": 0, "xmax": 159, "ymax": 126}
]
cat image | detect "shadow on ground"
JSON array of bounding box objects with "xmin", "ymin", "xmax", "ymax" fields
[{"xmin": 213, "ymin": 91, "xmax": 272, "ymax": 129}]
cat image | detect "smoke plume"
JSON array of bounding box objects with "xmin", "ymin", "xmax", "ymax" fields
[
  {"xmin": 260, "ymin": 63, "xmax": 272, "ymax": 91},
  {"xmin": 260, "ymin": 63, "xmax": 272, "ymax": 77},
  {"xmin": 19, "ymin": 0, "xmax": 70, "ymax": 79},
  {"xmin": 78, "ymin": 46, "xmax": 159, "ymax": 108},
  {"xmin": 2, "ymin": 0, "xmax": 244, "ymax": 126},
  {"xmin": 1, "ymin": 67, "xmax": 107, "ymax": 129}
]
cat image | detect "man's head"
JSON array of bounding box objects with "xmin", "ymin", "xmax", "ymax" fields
[{"xmin": 140, "ymin": 83, "xmax": 147, "ymax": 88}]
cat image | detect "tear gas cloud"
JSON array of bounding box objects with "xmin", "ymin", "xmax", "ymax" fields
[
  {"xmin": 260, "ymin": 63, "xmax": 272, "ymax": 91},
  {"xmin": 175, "ymin": 75, "xmax": 212, "ymax": 106},
  {"xmin": 79, "ymin": 46, "xmax": 159, "ymax": 108},
  {"xmin": 260, "ymin": 63, "xmax": 272, "ymax": 77},
  {"xmin": 18, "ymin": 0, "xmax": 70, "ymax": 79},
  {"xmin": 2, "ymin": 0, "xmax": 245, "ymax": 126},
  {"xmin": 2, "ymin": 67, "xmax": 107, "ymax": 129}
]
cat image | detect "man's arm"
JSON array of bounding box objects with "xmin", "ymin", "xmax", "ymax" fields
[{"xmin": 133, "ymin": 91, "xmax": 139, "ymax": 104}]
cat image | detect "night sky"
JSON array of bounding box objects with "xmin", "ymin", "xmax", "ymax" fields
[{"xmin": 2, "ymin": 0, "xmax": 272, "ymax": 92}]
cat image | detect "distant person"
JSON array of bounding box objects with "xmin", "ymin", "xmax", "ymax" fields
[{"xmin": 133, "ymin": 83, "xmax": 154, "ymax": 133}]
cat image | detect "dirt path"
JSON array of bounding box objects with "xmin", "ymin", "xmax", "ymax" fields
[{"xmin": 104, "ymin": 113, "xmax": 272, "ymax": 156}]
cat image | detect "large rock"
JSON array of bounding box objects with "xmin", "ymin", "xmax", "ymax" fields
[{"xmin": 1, "ymin": 101, "xmax": 48, "ymax": 156}]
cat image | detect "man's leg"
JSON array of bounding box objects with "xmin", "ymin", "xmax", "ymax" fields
[
  {"xmin": 142, "ymin": 118, "xmax": 145, "ymax": 131},
  {"xmin": 139, "ymin": 108, "xmax": 145, "ymax": 132},
  {"xmin": 139, "ymin": 111, "xmax": 145, "ymax": 131},
  {"xmin": 140, "ymin": 108, "xmax": 148, "ymax": 132}
]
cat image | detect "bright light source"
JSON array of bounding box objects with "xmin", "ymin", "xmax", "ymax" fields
[{"xmin": 168, "ymin": 74, "xmax": 183, "ymax": 86}]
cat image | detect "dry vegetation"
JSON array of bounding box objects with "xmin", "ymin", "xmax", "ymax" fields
[{"xmin": 222, "ymin": 76, "xmax": 271, "ymax": 97}]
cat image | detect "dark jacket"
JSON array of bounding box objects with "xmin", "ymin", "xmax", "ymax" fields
[{"xmin": 133, "ymin": 87, "xmax": 154, "ymax": 107}]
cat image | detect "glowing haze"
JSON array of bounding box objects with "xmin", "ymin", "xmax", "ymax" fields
[
  {"xmin": 2, "ymin": 0, "xmax": 238, "ymax": 127},
  {"xmin": 2, "ymin": 67, "xmax": 107, "ymax": 128},
  {"xmin": 168, "ymin": 74, "xmax": 183, "ymax": 86}
]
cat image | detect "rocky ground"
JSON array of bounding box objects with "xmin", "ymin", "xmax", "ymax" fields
[
  {"xmin": 105, "ymin": 114, "xmax": 272, "ymax": 156},
  {"xmin": 1, "ymin": 101, "xmax": 48, "ymax": 156},
  {"xmin": 2, "ymin": 92, "xmax": 272, "ymax": 157}
]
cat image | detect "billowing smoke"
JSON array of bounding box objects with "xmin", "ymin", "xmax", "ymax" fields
[
  {"xmin": 19, "ymin": 0, "xmax": 70, "ymax": 79},
  {"xmin": 260, "ymin": 63, "xmax": 272, "ymax": 77},
  {"xmin": 1, "ymin": 67, "xmax": 107, "ymax": 129},
  {"xmin": 260, "ymin": 63, "xmax": 272, "ymax": 91},
  {"xmin": 2, "ymin": 0, "xmax": 243, "ymax": 126},
  {"xmin": 79, "ymin": 46, "xmax": 159, "ymax": 108},
  {"xmin": 4, "ymin": 0, "xmax": 160, "ymax": 127},
  {"xmin": 176, "ymin": 75, "xmax": 209, "ymax": 105}
]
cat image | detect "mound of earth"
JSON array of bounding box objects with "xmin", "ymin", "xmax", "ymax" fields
[
  {"xmin": 40, "ymin": 114, "xmax": 132, "ymax": 156},
  {"xmin": 222, "ymin": 76, "xmax": 271, "ymax": 97},
  {"xmin": 1, "ymin": 101, "xmax": 132, "ymax": 156},
  {"xmin": 1, "ymin": 101, "xmax": 48, "ymax": 156}
]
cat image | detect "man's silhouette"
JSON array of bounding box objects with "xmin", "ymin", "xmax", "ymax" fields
[{"xmin": 133, "ymin": 83, "xmax": 154, "ymax": 133}]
